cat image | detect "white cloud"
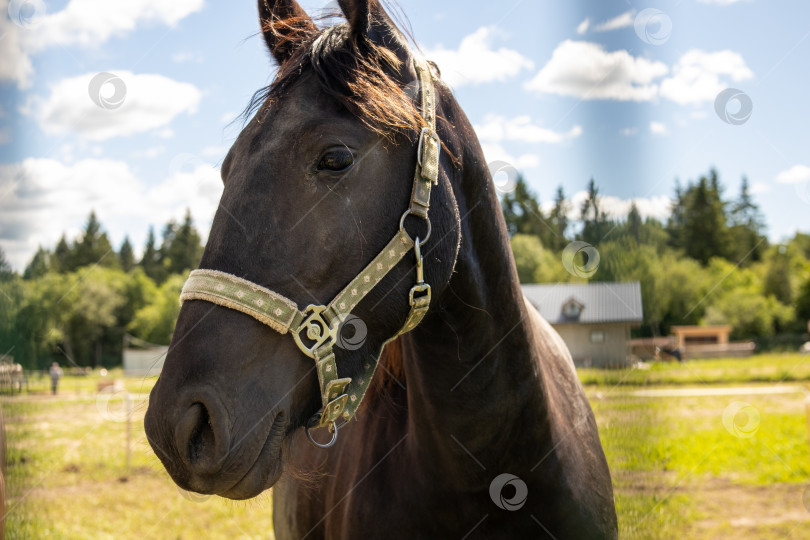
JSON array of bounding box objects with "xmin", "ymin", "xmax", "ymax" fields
[
  {"xmin": 620, "ymin": 127, "xmax": 638, "ymax": 136},
  {"xmin": 0, "ymin": 3, "xmax": 34, "ymax": 88},
  {"xmin": 133, "ymin": 146, "xmax": 166, "ymax": 159},
  {"xmin": 28, "ymin": 0, "xmax": 205, "ymax": 50},
  {"xmin": 478, "ymin": 142, "xmax": 539, "ymax": 172},
  {"xmin": 0, "ymin": 157, "xmax": 222, "ymax": 270},
  {"xmin": 473, "ymin": 114, "xmax": 582, "ymax": 145},
  {"xmin": 576, "ymin": 18, "xmax": 590, "ymax": 35},
  {"xmin": 649, "ymin": 121, "xmax": 668, "ymax": 135},
  {"xmin": 552, "ymin": 192, "xmax": 672, "ymax": 221},
  {"xmin": 525, "ymin": 40, "xmax": 668, "ymax": 101},
  {"xmin": 660, "ymin": 49, "xmax": 753, "ymax": 105},
  {"xmin": 1, "ymin": 0, "xmax": 203, "ymax": 88},
  {"xmin": 593, "ymin": 10, "xmax": 636, "ymax": 32},
  {"xmin": 424, "ymin": 27, "xmax": 534, "ymax": 88},
  {"xmin": 31, "ymin": 71, "xmax": 202, "ymax": 140},
  {"xmin": 775, "ymin": 164, "xmax": 810, "ymax": 185},
  {"xmin": 749, "ymin": 182, "xmax": 771, "ymax": 195},
  {"xmin": 201, "ymin": 145, "xmax": 231, "ymax": 159}
]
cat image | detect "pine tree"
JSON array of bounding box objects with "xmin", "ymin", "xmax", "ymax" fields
[
  {"xmin": 72, "ymin": 211, "xmax": 116, "ymax": 269},
  {"xmin": 729, "ymin": 177, "xmax": 767, "ymax": 263},
  {"xmin": 119, "ymin": 237, "xmax": 135, "ymax": 272},
  {"xmin": 579, "ymin": 178, "xmax": 612, "ymax": 245},
  {"xmin": 548, "ymin": 185, "xmax": 569, "ymax": 251},
  {"xmin": 666, "ymin": 180, "xmax": 687, "ymax": 250},
  {"xmin": 164, "ymin": 209, "xmax": 203, "ymax": 275},
  {"xmin": 23, "ymin": 247, "xmax": 51, "ymax": 280},
  {"xmin": 0, "ymin": 247, "xmax": 14, "ymax": 282},
  {"xmin": 681, "ymin": 174, "xmax": 731, "ymax": 264},
  {"xmin": 500, "ymin": 177, "xmax": 552, "ymax": 246},
  {"xmin": 53, "ymin": 234, "xmax": 71, "ymax": 273},
  {"xmin": 626, "ymin": 202, "xmax": 642, "ymax": 244},
  {"xmin": 140, "ymin": 227, "xmax": 163, "ymax": 282}
]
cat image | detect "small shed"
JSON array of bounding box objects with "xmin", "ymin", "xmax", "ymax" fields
[
  {"xmin": 670, "ymin": 325, "xmax": 731, "ymax": 349},
  {"xmin": 522, "ymin": 282, "xmax": 643, "ymax": 367},
  {"xmin": 669, "ymin": 325, "xmax": 753, "ymax": 358},
  {"xmin": 122, "ymin": 335, "xmax": 168, "ymax": 377}
]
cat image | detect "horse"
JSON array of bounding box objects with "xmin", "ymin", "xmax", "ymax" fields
[{"xmin": 144, "ymin": 1, "xmax": 618, "ymax": 538}]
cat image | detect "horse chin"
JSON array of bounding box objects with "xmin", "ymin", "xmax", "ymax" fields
[{"xmin": 218, "ymin": 425, "xmax": 286, "ymax": 500}]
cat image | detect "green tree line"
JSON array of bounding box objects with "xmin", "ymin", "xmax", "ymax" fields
[
  {"xmin": 504, "ymin": 169, "xmax": 810, "ymax": 343},
  {"xmin": 0, "ymin": 210, "xmax": 203, "ymax": 369}
]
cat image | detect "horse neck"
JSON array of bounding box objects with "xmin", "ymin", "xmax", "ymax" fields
[{"xmin": 399, "ymin": 131, "xmax": 549, "ymax": 482}]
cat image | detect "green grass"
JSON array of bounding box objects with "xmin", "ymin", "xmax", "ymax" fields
[
  {"xmin": 4, "ymin": 358, "xmax": 810, "ymax": 538},
  {"xmin": 578, "ymin": 352, "xmax": 810, "ymax": 386},
  {"xmin": 2, "ymin": 372, "xmax": 274, "ymax": 539},
  {"xmin": 590, "ymin": 383, "xmax": 810, "ymax": 538},
  {"xmin": 7, "ymin": 367, "xmax": 158, "ymax": 397}
]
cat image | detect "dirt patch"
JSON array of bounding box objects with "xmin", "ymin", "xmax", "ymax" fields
[{"xmin": 693, "ymin": 480, "xmax": 810, "ymax": 529}]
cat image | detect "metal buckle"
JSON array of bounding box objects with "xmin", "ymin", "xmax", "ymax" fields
[
  {"xmin": 409, "ymin": 283, "xmax": 431, "ymax": 306},
  {"xmin": 399, "ymin": 209, "xmax": 432, "ymax": 244},
  {"xmin": 417, "ymin": 127, "xmax": 440, "ymax": 168},
  {"xmin": 306, "ymin": 413, "xmax": 339, "ymax": 449},
  {"xmin": 293, "ymin": 305, "xmax": 338, "ymax": 359}
]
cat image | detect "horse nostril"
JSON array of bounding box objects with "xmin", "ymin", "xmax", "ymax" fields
[{"xmin": 175, "ymin": 400, "xmax": 229, "ymax": 475}]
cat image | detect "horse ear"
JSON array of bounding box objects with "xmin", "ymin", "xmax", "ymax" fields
[
  {"xmin": 337, "ymin": 0, "xmax": 410, "ymax": 62},
  {"xmin": 258, "ymin": 0, "xmax": 317, "ymax": 64}
]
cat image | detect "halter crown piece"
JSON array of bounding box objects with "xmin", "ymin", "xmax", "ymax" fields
[{"xmin": 179, "ymin": 58, "xmax": 440, "ymax": 448}]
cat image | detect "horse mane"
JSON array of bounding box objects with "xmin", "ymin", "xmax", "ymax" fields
[
  {"xmin": 246, "ymin": 15, "xmax": 426, "ymax": 142},
  {"xmin": 363, "ymin": 335, "xmax": 406, "ymax": 409}
]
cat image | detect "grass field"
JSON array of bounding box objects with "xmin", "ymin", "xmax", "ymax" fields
[
  {"xmin": 578, "ymin": 353, "xmax": 810, "ymax": 386},
  {"xmin": 3, "ymin": 355, "xmax": 810, "ymax": 538}
]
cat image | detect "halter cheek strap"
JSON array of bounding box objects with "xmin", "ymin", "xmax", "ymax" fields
[{"xmin": 178, "ymin": 58, "xmax": 440, "ymax": 446}]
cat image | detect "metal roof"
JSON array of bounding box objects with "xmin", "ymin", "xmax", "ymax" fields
[{"xmin": 522, "ymin": 282, "xmax": 643, "ymax": 324}]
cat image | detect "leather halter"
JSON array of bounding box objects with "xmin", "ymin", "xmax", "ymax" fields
[{"xmin": 179, "ymin": 58, "xmax": 440, "ymax": 447}]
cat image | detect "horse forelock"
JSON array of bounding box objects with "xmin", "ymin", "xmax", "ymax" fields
[{"xmin": 245, "ymin": 17, "xmax": 425, "ymax": 142}]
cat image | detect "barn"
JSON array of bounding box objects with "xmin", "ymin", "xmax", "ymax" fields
[{"xmin": 522, "ymin": 282, "xmax": 643, "ymax": 368}]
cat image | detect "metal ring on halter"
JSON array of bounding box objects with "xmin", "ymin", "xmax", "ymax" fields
[
  {"xmin": 399, "ymin": 209, "xmax": 432, "ymax": 245},
  {"xmin": 305, "ymin": 415, "xmax": 338, "ymax": 449}
]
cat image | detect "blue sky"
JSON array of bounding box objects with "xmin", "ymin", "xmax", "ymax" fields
[{"xmin": 1, "ymin": 0, "xmax": 809, "ymax": 270}]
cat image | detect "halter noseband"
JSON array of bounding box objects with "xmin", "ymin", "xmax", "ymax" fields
[{"xmin": 179, "ymin": 58, "xmax": 440, "ymax": 448}]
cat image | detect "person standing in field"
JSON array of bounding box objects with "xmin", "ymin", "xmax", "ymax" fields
[{"xmin": 49, "ymin": 362, "xmax": 62, "ymax": 395}]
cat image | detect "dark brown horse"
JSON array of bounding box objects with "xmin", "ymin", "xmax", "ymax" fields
[{"xmin": 145, "ymin": 1, "xmax": 617, "ymax": 537}]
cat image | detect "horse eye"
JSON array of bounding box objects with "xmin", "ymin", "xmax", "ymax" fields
[{"xmin": 317, "ymin": 149, "xmax": 354, "ymax": 172}]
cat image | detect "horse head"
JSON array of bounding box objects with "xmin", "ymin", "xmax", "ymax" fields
[{"xmin": 144, "ymin": 0, "xmax": 463, "ymax": 500}]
